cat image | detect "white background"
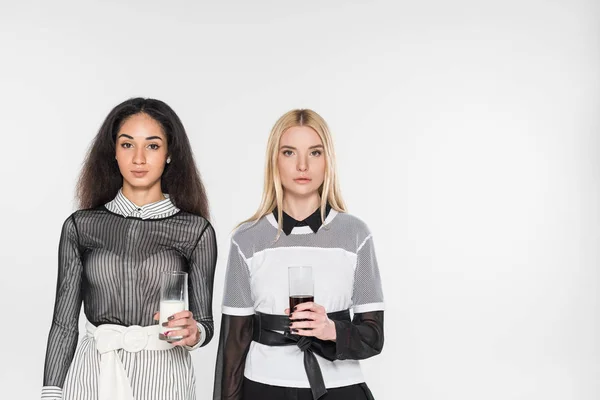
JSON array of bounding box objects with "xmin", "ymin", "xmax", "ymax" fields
[{"xmin": 0, "ymin": 1, "xmax": 598, "ymax": 399}]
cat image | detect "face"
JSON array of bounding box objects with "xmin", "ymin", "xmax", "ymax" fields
[
  {"xmin": 115, "ymin": 113, "xmax": 169, "ymax": 191},
  {"xmin": 277, "ymin": 126, "xmax": 326, "ymax": 199}
]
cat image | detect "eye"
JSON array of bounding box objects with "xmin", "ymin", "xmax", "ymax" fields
[
  {"xmin": 121, "ymin": 142, "xmax": 133, "ymax": 149},
  {"xmin": 310, "ymin": 150, "xmax": 322, "ymax": 157},
  {"xmin": 282, "ymin": 150, "xmax": 294, "ymax": 156},
  {"xmin": 148, "ymin": 143, "xmax": 160, "ymax": 150}
]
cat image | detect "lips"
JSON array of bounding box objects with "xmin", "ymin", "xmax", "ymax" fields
[
  {"xmin": 293, "ymin": 177, "xmax": 312, "ymax": 184},
  {"xmin": 131, "ymin": 171, "xmax": 148, "ymax": 178}
]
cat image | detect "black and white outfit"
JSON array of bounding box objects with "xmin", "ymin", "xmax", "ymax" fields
[
  {"xmin": 213, "ymin": 206, "xmax": 384, "ymax": 400},
  {"xmin": 42, "ymin": 190, "xmax": 217, "ymax": 400}
]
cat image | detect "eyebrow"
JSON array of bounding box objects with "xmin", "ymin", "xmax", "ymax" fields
[
  {"xmin": 280, "ymin": 144, "xmax": 324, "ymax": 150},
  {"xmin": 118, "ymin": 134, "xmax": 163, "ymax": 141}
]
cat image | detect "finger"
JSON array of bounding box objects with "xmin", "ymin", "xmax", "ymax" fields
[
  {"xmin": 162, "ymin": 319, "xmax": 189, "ymax": 328},
  {"xmin": 163, "ymin": 315, "xmax": 196, "ymax": 328},
  {"xmin": 168, "ymin": 310, "xmax": 193, "ymax": 321},
  {"xmin": 163, "ymin": 326, "xmax": 184, "ymax": 336},
  {"xmin": 163, "ymin": 328, "xmax": 188, "ymax": 342},
  {"xmin": 290, "ymin": 320, "xmax": 317, "ymax": 330},
  {"xmin": 292, "ymin": 302, "xmax": 326, "ymax": 314},
  {"xmin": 314, "ymin": 303, "xmax": 326, "ymax": 314},
  {"xmin": 291, "ymin": 302, "xmax": 315, "ymax": 312},
  {"xmin": 173, "ymin": 328, "xmax": 191, "ymax": 338},
  {"xmin": 291, "ymin": 328, "xmax": 317, "ymax": 337},
  {"xmin": 289, "ymin": 311, "xmax": 318, "ymax": 321},
  {"xmin": 169, "ymin": 329, "xmax": 197, "ymax": 347},
  {"xmin": 284, "ymin": 308, "xmax": 291, "ymax": 315},
  {"xmin": 153, "ymin": 312, "xmax": 160, "ymax": 321}
]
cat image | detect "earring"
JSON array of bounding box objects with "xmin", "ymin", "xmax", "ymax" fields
[{"xmin": 166, "ymin": 156, "xmax": 171, "ymax": 164}]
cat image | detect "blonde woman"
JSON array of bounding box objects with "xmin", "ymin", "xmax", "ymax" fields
[{"xmin": 213, "ymin": 109, "xmax": 384, "ymax": 400}]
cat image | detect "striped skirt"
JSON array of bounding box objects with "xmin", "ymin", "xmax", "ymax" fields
[{"xmin": 63, "ymin": 334, "xmax": 196, "ymax": 400}]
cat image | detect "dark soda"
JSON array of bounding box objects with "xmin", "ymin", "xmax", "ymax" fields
[{"xmin": 289, "ymin": 295, "xmax": 314, "ymax": 310}]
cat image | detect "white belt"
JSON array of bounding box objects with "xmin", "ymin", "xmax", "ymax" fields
[{"xmin": 86, "ymin": 321, "xmax": 173, "ymax": 400}]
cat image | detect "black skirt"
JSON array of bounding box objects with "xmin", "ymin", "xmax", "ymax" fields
[{"xmin": 242, "ymin": 378, "xmax": 375, "ymax": 400}]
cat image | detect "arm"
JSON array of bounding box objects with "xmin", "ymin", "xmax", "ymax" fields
[
  {"xmin": 213, "ymin": 238, "xmax": 255, "ymax": 400},
  {"xmin": 186, "ymin": 221, "xmax": 218, "ymax": 349},
  {"xmin": 41, "ymin": 215, "xmax": 84, "ymax": 398},
  {"xmin": 213, "ymin": 314, "xmax": 253, "ymax": 400},
  {"xmin": 335, "ymin": 234, "xmax": 385, "ymax": 360},
  {"xmin": 333, "ymin": 311, "xmax": 384, "ymax": 360}
]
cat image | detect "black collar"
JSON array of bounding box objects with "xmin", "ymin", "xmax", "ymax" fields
[{"xmin": 273, "ymin": 204, "xmax": 332, "ymax": 236}]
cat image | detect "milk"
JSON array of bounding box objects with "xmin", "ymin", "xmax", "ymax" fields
[{"xmin": 159, "ymin": 300, "xmax": 186, "ymax": 337}]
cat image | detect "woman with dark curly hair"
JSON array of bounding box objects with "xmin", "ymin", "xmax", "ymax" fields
[{"xmin": 41, "ymin": 98, "xmax": 217, "ymax": 400}]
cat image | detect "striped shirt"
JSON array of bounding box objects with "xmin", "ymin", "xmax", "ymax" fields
[
  {"xmin": 105, "ymin": 191, "xmax": 206, "ymax": 348},
  {"xmin": 42, "ymin": 191, "xmax": 217, "ymax": 399},
  {"xmin": 105, "ymin": 189, "xmax": 181, "ymax": 220}
]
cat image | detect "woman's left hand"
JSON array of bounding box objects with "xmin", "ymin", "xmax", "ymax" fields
[
  {"xmin": 286, "ymin": 302, "xmax": 337, "ymax": 341},
  {"xmin": 154, "ymin": 311, "xmax": 201, "ymax": 347}
]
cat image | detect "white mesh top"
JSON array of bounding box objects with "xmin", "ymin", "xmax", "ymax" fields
[{"xmin": 214, "ymin": 207, "xmax": 384, "ymax": 395}]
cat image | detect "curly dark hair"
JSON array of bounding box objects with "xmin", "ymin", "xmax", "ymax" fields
[{"xmin": 76, "ymin": 97, "xmax": 210, "ymax": 219}]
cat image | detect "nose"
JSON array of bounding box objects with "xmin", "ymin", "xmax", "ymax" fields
[
  {"xmin": 296, "ymin": 156, "xmax": 308, "ymax": 172},
  {"xmin": 133, "ymin": 147, "xmax": 146, "ymax": 165}
]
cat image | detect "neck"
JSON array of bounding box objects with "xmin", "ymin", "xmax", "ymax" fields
[
  {"xmin": 121, "ymin": 182, "xmax": 165, "ymax": 206},
  {"xmin": 282, "ymin": 192, "xmax": 321, "ymax": 221}
]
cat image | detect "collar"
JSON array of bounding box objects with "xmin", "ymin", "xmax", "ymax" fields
[
  {"xmin": 105, "ymin": 189, "xmax": 180, "ymax": 220},
  {"xmin": 273, "ymin": 204, "xmax": 332, "ymax": 236}
]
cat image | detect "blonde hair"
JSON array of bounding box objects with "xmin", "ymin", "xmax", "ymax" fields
[{"xmin": 240, "ymin": 109, "xmax": 346, "ymax": 237}]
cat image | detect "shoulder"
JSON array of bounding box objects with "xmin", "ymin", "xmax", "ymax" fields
[
  {"xmin": 331, "ymin": 211, "xmax": 371, "ymax": 236},
  {"xmin": 171, "ymin": 211, "xmax": 210, "ymax": 227},
  {"xmin": 230, "ymin": 215, "xmax": 274, "ymax": 255},
  {"xmin": 68, "ymin": 207, "xmax": 109, "ymax": 224},
  {"xmin": 328, "ymin": 211, "xmax": 374, "ymax": 252},
  {"xmin": 232, "ymin": 216, "xmax": 271, "ymax": 242},
  {"xmin": 231, "ymin": 221, "xmax": 256, "ymax": 240},
  {"xmin": 60, "ymin": 207, "xmax": 108, "ymax": 236},
  {"xmin": 173, "ymin": 211, "xmax": 214, "ymax": 237}
]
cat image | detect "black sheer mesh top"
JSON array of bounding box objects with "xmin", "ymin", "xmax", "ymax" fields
[{"xmin": 43, "ymin": 207, "xmax": 217, "ymax": 388}]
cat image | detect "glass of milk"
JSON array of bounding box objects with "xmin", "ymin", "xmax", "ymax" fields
[{"xmin": 158, "ymin": 271, "xmax": 188, "ymax": 341}]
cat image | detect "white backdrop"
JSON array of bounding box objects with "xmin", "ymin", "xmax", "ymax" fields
[{"xmin": 0, "ymin": 1, "xmax": 598, "ymax": 399}]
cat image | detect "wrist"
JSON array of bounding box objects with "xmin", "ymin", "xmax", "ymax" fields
[{"xmin": 193, "ymin": 324, "xmax": 201, "ymax": 344}]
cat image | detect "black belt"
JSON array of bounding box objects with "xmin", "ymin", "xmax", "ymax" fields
[{"xmin": 252, "ymin": 309, "xmax": 351, "ymax": 400}]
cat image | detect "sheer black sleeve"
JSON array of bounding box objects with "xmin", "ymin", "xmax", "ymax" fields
[
  {"xmin": 43, "ymin": 215, "xmax": 84, "ymax": 388},
  {"xmin": 213, "ymin": 314, "xmax": 253, "ymax": 400},
  {"xmin": 334, "ymin": 310, "xmax": 384, "ymax": 360},
  {"xmin": 213, "ymin": 237, "xmax": 255, "ymax": 399},
  {"xmin": 188, "ymin": 222, "xmax": 218, "ymax": 347}
]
